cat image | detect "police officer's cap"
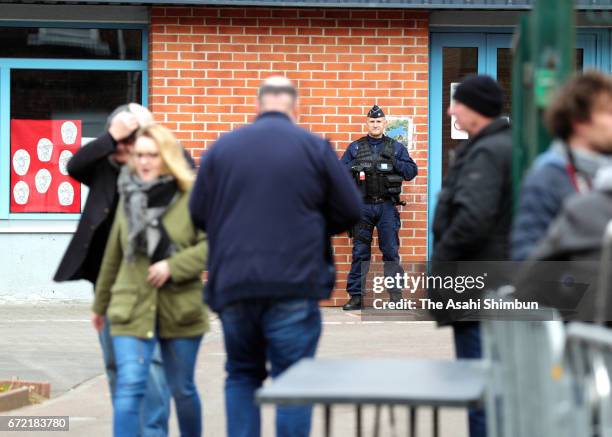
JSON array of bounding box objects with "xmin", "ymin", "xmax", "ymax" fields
[{"xmin": 367, "ymin": 105, "xmax": 385, "ymax": 119}]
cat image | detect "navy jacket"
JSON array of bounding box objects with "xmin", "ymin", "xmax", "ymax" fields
[
  {"xmin": 340, "ymin": 135, "xmax": 418, "ymax": 181},
  {"xmin": 511, "ymin": 148, "xmax": 575, "ymax": 261},
  {"xmin": 189, "ymin": 111, "xmax": 363, "ymax": 312},
  {"xmin": 510, "ymin": 142, "xmax": 612, "ymax": 261}
]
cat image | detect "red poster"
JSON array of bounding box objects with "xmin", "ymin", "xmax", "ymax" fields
[{"xmin": 10, "ymin": 120, "xmax": 82, "ymax": 213}]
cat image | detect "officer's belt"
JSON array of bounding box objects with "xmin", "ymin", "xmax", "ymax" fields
[{"xmin": 363, "ymin": 195, "xmax": 389, "ymax": 204}]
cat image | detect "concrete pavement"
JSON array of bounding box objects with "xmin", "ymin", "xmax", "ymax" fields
[{"xmin": 0, "ymin": 302, "xmax": 467, "ymax": 436}]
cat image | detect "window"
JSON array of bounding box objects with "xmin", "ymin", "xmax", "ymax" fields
[
  {"xmin": 10, "ymin": 70, "xmax": 142, "ymax": 214},
  {"xmin": 0, "ymin": 27, "xmax": 142, "ymax": 60},
  {"xmin": 0, "ymin": 23, "xmax": 148, "ymax": 220}
]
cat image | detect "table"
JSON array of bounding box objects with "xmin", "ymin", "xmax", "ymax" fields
[{"xmin": 256, "ymin": 358, "xmax": 488, "ymax": 437}]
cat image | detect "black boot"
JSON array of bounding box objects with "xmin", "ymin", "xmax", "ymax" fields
[
  {"xmin": 342, "ymin": 295, "xmax": 362, "ymax": 311},
  {"xmin": 389, "ymin": 292, "xmax": 402, "ymax": 303}
]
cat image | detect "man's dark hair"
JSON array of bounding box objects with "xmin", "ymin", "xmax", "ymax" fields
[{"xmin": 546, "ymin": 70, "xmax": 612, "ymax": 141}]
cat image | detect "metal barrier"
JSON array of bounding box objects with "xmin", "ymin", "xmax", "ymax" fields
[
  {"xmin": 484, "ymin": 221, "xmax": 612, "ymax": 436},
  {"xmin": 483, "ymin": 317, "xmax": 575, "ymax": 437},
  {"xmin": 564, "ymin": 322, "xmax": 612, "ymax": 437}
]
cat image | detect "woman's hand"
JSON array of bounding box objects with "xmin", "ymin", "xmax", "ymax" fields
[
  {"xmin": 92, "ymin": 313, "xmax": 105, "ymax": 332},
  {"xmin": 148, "ymin": 260, "xmax": 171, "ymax": 288}
]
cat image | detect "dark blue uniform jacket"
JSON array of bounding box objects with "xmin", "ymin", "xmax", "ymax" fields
[{"xmin": 340, "ymin": 135, "xmax": 418, "ymax": 182}]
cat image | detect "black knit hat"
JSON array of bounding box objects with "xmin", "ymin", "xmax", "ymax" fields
[{"xmin": 453, "ymin": 75, "xmax": 503, "ymax": 118}]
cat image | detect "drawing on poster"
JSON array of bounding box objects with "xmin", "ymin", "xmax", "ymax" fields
[
  {"xmin": 35, "ymin": 169, "xmax": 52, "ymax": 194},
  {"xmin": 13, "ymin": 181, "xmax": 29, "ymax": 205},
  {"xmin": 12, "ymin": 149, "xmax": 30, "ymax": 176},
  {"xmin": 385, "ymin": 117, "xmax": 414, "ymax": 150},
  {"xmin": 58, "ymin": 182, "xmax": 75, "ymax": 206},
  {"xmin": 61, "ymin": 121, "xmax": 78, "ymax": 145},
  {"xmin": 37, "ymin": 137, "xmax": 53, "ymax": 162},
  {"xmin": 58, "ymin": 150, "xmax": 73, "ymax": 176}
]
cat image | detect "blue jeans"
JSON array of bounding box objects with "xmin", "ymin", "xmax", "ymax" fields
[
  {"xmin": 112, "ymin": 334, "xmax": 203, "ymax": 437},
  {"xmin": 347, "ymin": 201, "xmax": 403, "ymax": 296},
  {"xmin": 220, "ymin": 298, "xmax": 322, "ymax": 437},
  {"xmin": 98, "ymin": 318, "xmax": 170, "ymax": 437},
  {"xmin": 453, "ymin": 323, "xmax": 486, "ymax": 437}
]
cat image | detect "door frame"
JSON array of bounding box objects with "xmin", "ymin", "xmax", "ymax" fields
[{"xmin": 427, "ymin": 28, "xmax": 607, "ymax": 257}]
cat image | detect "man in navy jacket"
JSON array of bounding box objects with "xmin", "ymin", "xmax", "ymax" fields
[{"xmin": 189, "ymin": 76, "xmax": 362, "ymax": 437}]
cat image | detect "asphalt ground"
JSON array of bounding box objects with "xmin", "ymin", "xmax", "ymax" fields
[{"xmin": 0, "ymin": 303, "xmax": 467, "ymax": 436}]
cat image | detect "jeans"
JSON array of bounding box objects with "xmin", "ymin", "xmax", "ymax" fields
[
  {"xmin": 98, "ymin": 318, "xmax": 171, "ymax": 437},
  {"xmin": 112, "ymin": 334, "xmax": 203, "ymax": 437},
  {"xmin": 220, "ymin": 298, "xmax": 322, "ymax": 437},
  {"xmin": 453, "ymin": 322, "xmax": 486, "ymax": 437}
]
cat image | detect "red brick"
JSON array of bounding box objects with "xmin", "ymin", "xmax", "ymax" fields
[
  {"xmin": 258, "ymin": 36, "xmax": 281, "ymax": 44},
  {"xmin": 350, "ymin": 28, "xmax": 376, "ymax": 37},
  {"xmin": 168, "ymin": 96, "xmax": 194, "ymax": 104},
  {"xmin": 220, "ymin": 8, "xmax": 246, "ymax": 18},
  {"xmin": 283, "ymin": 19, "xmax": 310, "ymax": 27},
  {"xmin": 298, "ymin": 27, "xmax": 323, "ymax": 36},
  {"xmin": 179, "ymin": 17, "xmax": 204, "ymax": 25},
  {"xmin": 244, "ymin": 8, "xmax": 272, "ymax": 18},
  {"xmin": 203, "ymin": 35, "xmax": 231, "ymax": 43},
  {"xmin": 233, "ymin": 53, "xmax": 258, "ymax": 61},
  {"xmin": 152, "ymin": 17, "xmax": 179, "ymax": 25},
  {"xmin": 220, "ymin": 44, "xmax": 246, "ymax": 53},
  {"xmin": 298, "ymin": 45, "xmax": 325, "ymax": 54},
  {"xmin": 193, "ymin": 8, "xmax": 220, "ymax": 17},
  {"xmin": 231, "ymin": 35, "xmax": 258, "ymax": 44},
  {"xmin": 231, "ymin": 18, "xmax": 258, "ymax": 26}
]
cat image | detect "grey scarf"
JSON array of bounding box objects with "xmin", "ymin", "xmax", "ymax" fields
[
  {"xmin": 117, "ymin": 166, "xmax": 178, "ymax": 262},
  {"xmin": 550, "ymin": 140, "xmax": 612, "ymax": 179}
]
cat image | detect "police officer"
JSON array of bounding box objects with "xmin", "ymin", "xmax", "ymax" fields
[{"xmin": 342, "ymin": 105, "xmax": 418, "ymax": 310}]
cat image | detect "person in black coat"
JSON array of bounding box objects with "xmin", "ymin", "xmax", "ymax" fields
[
  {"xmin": 431, "ymin": 75, "xmax": 513, "ymax": 437},
  {"xmin": 53, "ymin": 104, "xmax": 173, "ymax": 437},
  {"xmin": 54, "ymin": 106, "xmax": 140, "ymax": 282}
]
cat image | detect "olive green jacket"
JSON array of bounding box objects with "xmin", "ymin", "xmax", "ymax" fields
[{"xmin": 92, "ymin": 190, "xmax": 209, "ymax": 339}]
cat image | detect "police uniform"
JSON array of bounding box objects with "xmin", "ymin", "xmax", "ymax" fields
[{"xmin": 341, "ymin": 105, "xmax": 418, "ymax": 310}]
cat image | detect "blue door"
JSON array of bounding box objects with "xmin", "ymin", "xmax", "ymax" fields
[{"xmin": 427, "ymin": 30, "xmax": 602, "ymax": 256}]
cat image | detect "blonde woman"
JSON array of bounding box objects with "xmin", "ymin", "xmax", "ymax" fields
[{"xmin": 92, "ymin": 124, "xmax": 208, "ymax": 437}]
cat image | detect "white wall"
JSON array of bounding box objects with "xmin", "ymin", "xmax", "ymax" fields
[{"xmin": 0, "ymin": 233, "xmax": 92, "ymax": 302}]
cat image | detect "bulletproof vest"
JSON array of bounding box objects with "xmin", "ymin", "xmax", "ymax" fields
[{"xmin": 353, "ymin": 136, "xmax": 403, "ymax": 200}]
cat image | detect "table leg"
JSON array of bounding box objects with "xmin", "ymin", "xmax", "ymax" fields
[
  {"xmin": 389, "ymin": 404, "xmax": 396, "ymax": 436},
  {"xmin": 325, "ymin": 404, "xmax": 332, "ymax": 437},
  {"xmin": 373, "ymin": 404, "xmax": 381, "ymax": 437},
  {"xmin": 408, "ymin": 407, "xmax": 416, "ymax": 437},
  {"xmin": 432, "ymin": 407, "xmax": 439, "ymax": 437},
  {"xmin": 356, "ymin": 405, "xmax": 362, "ymax": 437}
]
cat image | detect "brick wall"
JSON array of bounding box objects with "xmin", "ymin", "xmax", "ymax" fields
[{"xmin": 149, "ymin": 7, "xmax": 429, "ymax": 306}]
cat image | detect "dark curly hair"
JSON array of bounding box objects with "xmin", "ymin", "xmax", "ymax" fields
[{"xmin": 545, "ymin": 70, "xmax": 612, "ymax": 141}]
